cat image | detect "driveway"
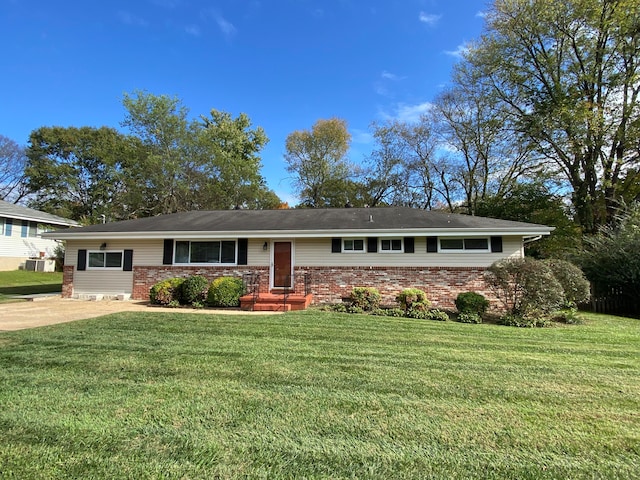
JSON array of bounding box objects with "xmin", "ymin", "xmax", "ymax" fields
[{"xmin": 0, "ymin": 296, "xmax": 273, "ymax": 331}]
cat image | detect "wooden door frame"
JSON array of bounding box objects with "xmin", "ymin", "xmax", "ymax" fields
[{"xmin": 270, "ymin": 240, "xmax": 294, "ymax": 290}]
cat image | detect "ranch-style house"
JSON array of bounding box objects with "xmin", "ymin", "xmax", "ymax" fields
[{"xmin": 45, "ymin": 207, "xmax": 553, "ymax": 310}]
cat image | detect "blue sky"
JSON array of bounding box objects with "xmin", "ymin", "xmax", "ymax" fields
[{"xmin": 1, "ymin": 1, "xmax": 486, "ymax": 204}]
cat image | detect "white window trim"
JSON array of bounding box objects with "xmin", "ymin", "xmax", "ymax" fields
[
  {"xmin": 342, "ymin": 238, "xmax": 366, "ymax": 253},
  {"xmin": 87, "ymin": 250, "xmax": 124, "ymax": 270},
  {"xmin": 438, "ymin": 237, "xmax": 491, "ymax": 253},
  {"xmin": 379, "ymin": 238, "xmax": 404, "ymax": 253},
  {"xmin": 173, "ymin": 240, "xmax": 238, "ymax": 265}
]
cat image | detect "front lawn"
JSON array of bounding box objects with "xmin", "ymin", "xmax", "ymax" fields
[
  {"xmin": 0, "ymin": 311, "xmax": 638, "ymax": 479},
  {"xmin": 0, "ymin": 270, "xmax": 63, "ymax": 302}
]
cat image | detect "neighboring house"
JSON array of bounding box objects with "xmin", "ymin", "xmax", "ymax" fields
[
  {"xmin": 44, "ymin": 207, "xmax": 552, "ymax": 309},
  {"xmin": 0, "ymin": 199, "xmax": 78, "ymax": 271}
]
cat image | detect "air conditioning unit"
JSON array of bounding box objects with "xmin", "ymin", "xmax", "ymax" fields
[{"xmin": 24, "ymin": 259, "xmax": 56, "ymax": 272}]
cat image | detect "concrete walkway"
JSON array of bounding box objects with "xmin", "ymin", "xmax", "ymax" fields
[{"xmin": 0, "ymin": 296, "xmax": 277, "ymax": 331}]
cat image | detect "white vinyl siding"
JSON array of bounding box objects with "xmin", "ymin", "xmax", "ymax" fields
[
  {"xmin": 0, "ymin": 216, "xmax": 63, "ymax": 263},
  {"xmin": 295, "ymin": 237, "xmax": 523, "ymax": 267}
]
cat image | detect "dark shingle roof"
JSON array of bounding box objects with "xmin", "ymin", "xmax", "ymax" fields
[
  {"xmin": 45, "ymin": 207, "xmax": 552, "ymax": 238},
  {"xmin": 0, "ymin": 199, "xmax": 78, "ymax": 226}
]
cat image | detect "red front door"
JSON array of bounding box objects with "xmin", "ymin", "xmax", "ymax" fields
[{"xmin": 273, "ymin": 242, "xmax": 292, "ymax": 288}]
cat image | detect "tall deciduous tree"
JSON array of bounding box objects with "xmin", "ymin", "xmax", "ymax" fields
[
  {"xmin": 284, "ymin": 118, "xmax": 355, "ymax": 208},
  {"xmin": 433, "ymin": 63, "xmax": 541, "ymax": 215},
  {"xmin": 0, "ymin": 135, "xmax": 29, "ymax": 203},
  {"xmin": 467, "ymin": 0, "xmax": 640, "ymax": 232},
  {"xmin": 25, "ymin": 126, "xmax": 127, "ymax": 223},
  {"xmin": 121, "ymin": 91, "xmax": 277, "ymax": 215}
]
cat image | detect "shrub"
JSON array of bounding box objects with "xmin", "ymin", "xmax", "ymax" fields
[
  {"xmin": 149, "ymin": 277, "xmax": 185, "ymax": 306},
  {"xmin": 425, "ymin": 309, "xmax": 449, "ymax": 322},
  {"xmin": 498, "ymin": 312, "xmax": 550, "ymax": 328},
  {"xmin": 455, "ymin": 292, "xmax": 489, "ymax": 316},
  {"xmin": 396, "ymin": 288, "xmax": 430, "ymax": 312},
  {"xmin": 208, "ymin": 277, "xmax": 244, "ymax": 307},
  {"xmin": 349, "ymin": 287, "xmax": 382, "ymax": 312},
  {"xmin": 550, "ymin": 307, "xmax": 584, "ymax": 325},
  {"xmin": 542, "ymin": 259, "xmax": 591, "ymax": 307},
  {"xmin": 371, "ymin": 307, "xmax": 405, "ymax": 318},
  {"xmin": 457, "ymin": 311, "xmax": 482, "ymax": 324},
  {"xmin": 485, "ymin": 258, "xmax": 564, "ymax": 316},
  {"xmin": 179, "ymin": 275, "xmax": 210, "ymax": 306},
  {"xmin": 331, "ymin": 303, "xmax": 348, "ymax": 313}
]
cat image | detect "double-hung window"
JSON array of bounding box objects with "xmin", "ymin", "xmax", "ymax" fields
[
  {"xmin": 342, "ymin": 238, "xmax": 365, "ymax": 252},
  {"xmin": 439, "ymin": 237, "xmax": 490, "ymax": 252},
  {"xmin": 174, "ymin": 240, "xmax": 236, "ymax": 264},
  {"xmin": 380, "ymin": 238, "xmax": 403, "ymax": 252},
  {"xmin": 88, "ymin": 251, "xmax": 123, "ymax": 269}
]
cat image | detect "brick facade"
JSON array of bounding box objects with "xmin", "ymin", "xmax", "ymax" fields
[
  {"xmin": 131, "ymin": 266, "xmax": 270, "ymax": 301},
  {"xmin": 296, "ymin": 266, "xmax": 493, "ymax": 309},
  {"xmin": 62, "ymin": 265, "xmax": 74, "ymax": 298},
  {"xmin": 124, "ymin": 264, "xmax": 493, "ymax": 310}
]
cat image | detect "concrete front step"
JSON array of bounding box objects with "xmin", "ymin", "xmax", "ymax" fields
[{"xmin": 240, "ymin": 293, "xmax": 313, "ymax": 312}]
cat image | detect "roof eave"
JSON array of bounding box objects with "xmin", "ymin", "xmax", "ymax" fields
[{"xmin": 43, "ymin": 226, "xmax": 554, "ymax": 240}]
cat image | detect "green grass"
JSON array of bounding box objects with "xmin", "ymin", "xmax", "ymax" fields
[
  {"xmin": 0, "ymin": 270, "xmax": 63, "ymax": 302},
  {"xmin": 0, "ymin": 311, "xmax": 638, "ymax": 479}
]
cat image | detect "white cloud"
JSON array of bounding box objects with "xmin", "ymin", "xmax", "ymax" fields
[
  {"xmin": 476, "ymin": 11, "xmax": 488, "ymax": 19},
  {"xmin": 215, "ymin": 14, "xmax": 237, "ymax": 37},
  {"xmin": 351, "ymin": 129, "xmax": 373, "ymax": 145},
  {"xmin": 419, "ymin": 12, "xmax": 441, "ymax": 26},
  {"xmin": 374, "ymin": 70, "xmax": 406, "ymax": 97},
  {"xmin": 445, "ymin": 42, "xmax": 470, "ymax": 58},
  {"xmin": 117, "ymin": 11, "xmax": 148, "ymax": 27},
  {"xmin": 185, "ymin": 25, "xmax": 201, "ymax": 36},
  {"xmin": 380, "ymin": 102, "xmax": 433, "ymax": 124},
  {"xmin": 381, "ymin": 70, "xmax": 400, "ymax": 81}
]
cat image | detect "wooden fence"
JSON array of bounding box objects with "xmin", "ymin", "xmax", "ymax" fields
[{"xmin": 586, "ymin": 285, "xmax": 639, "ymax": 317}]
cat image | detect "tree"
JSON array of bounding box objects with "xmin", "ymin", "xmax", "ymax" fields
[
  {"xmin": 284, "ymin": 118, "xmax": 355, "ymax": 208},
  {"xmin": 432, "ymin": 63, "xmax": 542, "ymax": 215},
  {"xmin": 25, "ymin": 126, "xmax": 128, "ymax": 222},
  {"xmin": 0, "ymin": 134, "xmax": 28, "ymax": 203},
  {"xmin": 467, "ymin": 0, "xmax": 640, "ymax": 232},
  {"xmin": 197, "ymin": 109, "xmax": 273, "ymax": 209},
  {"xmin": 121, "ymin": 91, "xmax": 277, "ymax": 215},
  {"xmin": 365, "ymin": 117, "xmax": 448, "ymax": 209},
  {"xmin": 475, "ymin": 182, "xmax": 582, "ymax": 258},
  {"xmin": 578, "ymin": 202, "xmax": 640, "ymax": 307}
]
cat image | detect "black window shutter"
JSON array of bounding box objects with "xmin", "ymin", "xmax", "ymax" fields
[
  {"xmin": 331, "ymin": 238, "xmax": 342, "ymax": 253},
  {"xmin": 367, "ymin": 237, "xmax": 378, "ymax": 253},
  {"xmin": 77, "ymin": 249, "xmax": 87, "ymax": 271},
  {"xmin": 426, "ymin": 236, "xmax": 438, "ymax": 253},
  {"xmin": 404, "ymin": 237, "xmax": 415, "ymax": 253},
  {"xmin": 123, "ymin": 250, "xmax": 133, "ymax": 271},
  {"xmin": 163, "ymin": 239, "xmax": 174, "ymax": 265},
  {"xmin": 237, "ymin": 238, "xmax": 248, "ymax": 265},
  {"xmin": 491, "ymin": 236, "xmax": 503, "ymax": 253}
]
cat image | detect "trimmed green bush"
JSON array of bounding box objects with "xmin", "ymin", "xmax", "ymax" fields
[
  {"xmin": 349, "ymin": 287, "xmax": 382, "ymax": 312},
  {"xmin": 396, "ymin": 288, "xmax": 430, "ymax": 312},
  {"xmin": 485, "ymin": 258, "xmax": 564, "ymax": 316},
  {"xmin": 457, "ymin": 311, "xmax": 482, "ymax": 324},
  {"xmin": 208, "ymin": 277, "xmax": 244, "ymax": 307},
  {"xmin": 498, "ymin": 313, "xmax": 550, "ymax": 328},
  {"xmin": 455, "ymin": 292, "xmax": 489, "ymax": 316},
  {"xmin": 425, "ymin": 309, "xmax": 450, "ymax": 322},
  {"xmin": 149, "ymin": 277, "xmax": 185, "ymax": 305},
  {"xmin": 179, "ymin": 275, "xmax": 210, "ymax": 306},
  {"xmin": 543, "ymin": 259, "xmax": 591, "ymax": 307}
]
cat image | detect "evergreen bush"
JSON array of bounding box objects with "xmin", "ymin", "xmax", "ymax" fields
[
  {"xmin": 149, "ymin": 277, "xmax": 185, "ymax": 306},
  {"xmin": 349, "ymin": 287, "xmax": 382, "ymax": 311},
  {"xmin": 179, "ymin": 275, "xmax": 210, "ymax": 306},
  {"xmin": 207, "ymin": 277, "xmax": 244, "ymax": 307}
]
